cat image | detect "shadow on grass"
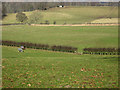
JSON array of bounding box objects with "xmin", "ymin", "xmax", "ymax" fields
[{"xmin": 101, "ymin": 57, "xmax": 118, "ymax": 62}]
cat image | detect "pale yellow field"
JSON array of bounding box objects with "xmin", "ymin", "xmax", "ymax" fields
[{"xmin": 91, "ymin": 18, "xmax": 118, "ymax": 24}]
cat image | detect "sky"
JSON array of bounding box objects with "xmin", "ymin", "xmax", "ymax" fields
[{"xmin": 1, "ymin": 0, "xmax": 120, "ymax": 2}]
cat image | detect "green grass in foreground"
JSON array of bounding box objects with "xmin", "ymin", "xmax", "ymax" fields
[
  {"xmin": 2, "ymin": 6, "xmax": 118, "ymax": 24},
  {"xmin": 2, "ymin": 25, "xmax": 118, "ymax": 52},
  {"xmin": 2, "ymin": 46, "xmax": 118, "ymax": 88}
]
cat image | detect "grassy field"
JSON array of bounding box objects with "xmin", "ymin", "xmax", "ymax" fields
[
  {"xmin": 2, "ymin": 6, "xmax": 118, "ymax": 24},
  {"xmin": 2, "ymin": 46, "xmax": 118, "ymax": 88},
  {"xmin": 2, "ymin": 6, "xmax": 119, "ymax": 88},
  {"xmin": 2, "ymin": 24, "xmax": 118, "ymax": 88},
  {"xmin": 2, "ymin": 25, "xmax": 118, "ymax": 52}
]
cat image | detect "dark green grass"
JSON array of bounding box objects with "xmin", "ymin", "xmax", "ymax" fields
[
  {"xmin": 2, "ymin": 46, "xmax": 118, "ymax": 88},
  {"xmin": 2, "ymin": 25, "xmax": 118, "ymax": 52}
]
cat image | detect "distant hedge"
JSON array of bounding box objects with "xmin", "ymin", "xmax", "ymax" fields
[
  {"xmin": 83, "ymin": 48, "xmax": 120, "ymax": 55},
  {"xmin": 51, "ymin": 45, "xmax": 77, "ymax": 53},
  {"xmin": 2, "ymin": 40, "xmax": 78, "ymax": 53}
]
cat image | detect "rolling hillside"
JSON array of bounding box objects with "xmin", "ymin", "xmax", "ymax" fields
[
  {"xmin": 2, "ymin": 6, "xmax": 119, "ymax": 88},
  {"xmin": 2, "ymin": 25, "xmax": 118, "ymax": 52},
  {"xmin": 2, "ymin": 6, "xmax": 118, "ymax": 24},
  {"xmin": 2, "ymin": 46, "xmax": 118, "ymax": 88}
]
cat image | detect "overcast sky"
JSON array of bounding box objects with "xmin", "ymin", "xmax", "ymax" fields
[{"xmin": 1, "ymin": 0, "xmax": 120, "ymax": 2}]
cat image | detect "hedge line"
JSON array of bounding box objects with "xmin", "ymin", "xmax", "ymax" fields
[
  {"xmin": 51, "ymin": 45, "xmax": 77, "ymax": 53},
  {"xmin": 83, "ymin": 48, "xmax": 120, "ymax": 55},
  {"xmin": 2, "ymin": 40, "xmax": 78, "ymax": 53}
]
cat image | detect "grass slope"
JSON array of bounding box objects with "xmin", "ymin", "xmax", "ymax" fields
[
  {"xmin": 2, "ymin": 25, "xmax": 118, "ymax": 52},
  {"xmin": 2, "ymin": 6, "xmax": 118, "ymax": 24},
  {"xmin": 91, "ymin": 18, "xmax": 118, "ymax": 24},
  {"xmin": 2, "ymin": 46, "xmax": 118, "ymax": 88}
]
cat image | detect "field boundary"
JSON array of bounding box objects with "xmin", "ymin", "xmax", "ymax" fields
[
  {"xmin": 2, "ymin": 46, "xmax": 82, "ymax": 55},
  {"xmin": 3, "ymin": 45, "xmax": 119, "ymax": 56},
  {"xmin": 1, "ymin": 23, "xmax": 119, "ymax": 26},
  {"xmin": 31, "ymin": 23, "xmax": 120, "ymax": 26},
  {"xmin": 2, "ymin": 40, "xmax": 78, "ymax": 53},
  {"xmin": 0, "ymin": 23, "xmax": 24, "ymax": 26}
]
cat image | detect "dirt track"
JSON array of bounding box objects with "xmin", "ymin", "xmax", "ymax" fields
[{"xmin": 31, "ymin": 24, "xmax": 120, "ymax": 26}]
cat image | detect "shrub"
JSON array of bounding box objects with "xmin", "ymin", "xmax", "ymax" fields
[
  {"xmin": 63, "ymin": 21, "xmax": 66, "ymax": 25},
  {"xmin": 16, "ymin": 12, "xmax": 28, "ymax": 23},
  {"xmin": 53, "ymin": 21, "xmax": 56, "ymax": 24},
  {"xmin": 45, "ymin": 20, "xmax": 49, "ymax": 24}
]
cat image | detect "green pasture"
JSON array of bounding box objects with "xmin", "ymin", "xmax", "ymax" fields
[
  {"xmin": 2, "ymin": 6, "xmax": 118, "ymax": 24},
  {"xmin": 2, "ymin": 46, "xmax": 118, "ymax": 88},
  {"xmin": 2, "ymin": 25, "xmax": 118, "ymax": 52},
  {"xmin": 2, "ymin": 6, "xmax": 119, "ymax": 88}
]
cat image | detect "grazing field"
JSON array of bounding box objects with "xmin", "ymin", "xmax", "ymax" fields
[
  {"xmin": 2, "ymin": 6, "xmax": 118, "ymax": 24},
  {"xmin": 2, "ymin": 6, "xmax": 119, "ymax": 88},
  {"xmin": 2, "ymin": 25, "xmax": 118, "ymax": 52},
  {"xmin": 2, "ymin": 46, "xmax": 118, "ymax": 88}
]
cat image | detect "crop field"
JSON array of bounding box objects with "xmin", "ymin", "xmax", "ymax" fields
[
  {"xmin": 91, "ymin": 18, "xmax": 118, "ymax": 24},
  {"xmin": 2, "ymin": 46, "xmax": 118, "ymax": 88},
  {"xmin": 2, "ymin": 6, "xmax": 118, "ymax": 24},
  {"xmin": 2, "ymin": 25, "xmax": 118, "ymax": 52}
]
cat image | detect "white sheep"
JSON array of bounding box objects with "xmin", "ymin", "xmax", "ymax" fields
[{"xmin": 18, "ymin": 48, "xmax": 23, "ymax": 52}]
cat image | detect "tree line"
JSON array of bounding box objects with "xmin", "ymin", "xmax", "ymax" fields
[{"xmin": 2, "ymin": 2, "xmax": 119, "ymax": 17}]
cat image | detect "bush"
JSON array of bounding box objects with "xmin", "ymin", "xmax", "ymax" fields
[
  {"xmin": 16, "ymin": 12, "xmax": 28, "ymax": 23},
  {"xmin": 45, "ymin": 20, "xmax": 49, "ymax": 24},
  {"xmin": 63, "ymin": 21, "xmax": 66, "ymax": 25},
  {"xmin": 53, "ymin": 21, "xmax": 56, "ymax": 24}
]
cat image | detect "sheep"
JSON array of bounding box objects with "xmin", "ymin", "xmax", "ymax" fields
[{"xmin": 18, "ymin": 48, "xmax": 24, "ymax": 52}]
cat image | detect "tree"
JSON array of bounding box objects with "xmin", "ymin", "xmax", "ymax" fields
[
  {"xmin": 16, "ymin": 12, "xmax": 28, "ymax": 23},
  {"xmin": 28, "ymin": 11, "xmax": 43, "ymax": 24},
  {"xmin": 53, "ymin": 21, "xmax": 56, "ymax": 24},
  {"xmin": 2, "ymin": 2, "xmax": 7, "ymax": 18},
  {"xmin": 45, "ymin": 20, "xmax": 49, "ymax": 24}
]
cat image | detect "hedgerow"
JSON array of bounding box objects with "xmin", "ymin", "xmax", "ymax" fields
[
  {"xmin": 83, "ymin": 48, "xmax": 119, "ymax": 55},
  {"xmin": 2, "ymin": 40, "xmax": 77, "ymax": 53}
]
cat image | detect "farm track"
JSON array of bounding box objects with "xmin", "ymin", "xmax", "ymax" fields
[
  {"xmin": 31, "ymin": 24, "xmax": 120, "ymax": 26},
  {"xmin": 1, "ymin": 23, "xmax": 119, "ymax": 26}
]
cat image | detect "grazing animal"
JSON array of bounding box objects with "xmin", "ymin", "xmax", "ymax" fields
[
  {"xmin": 18, "ymin": 48, "xmax": 23, "ymax": 52},
  {"xmin": 21, "ymin": 46, "xmax": 25, "ymax": 50}
]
